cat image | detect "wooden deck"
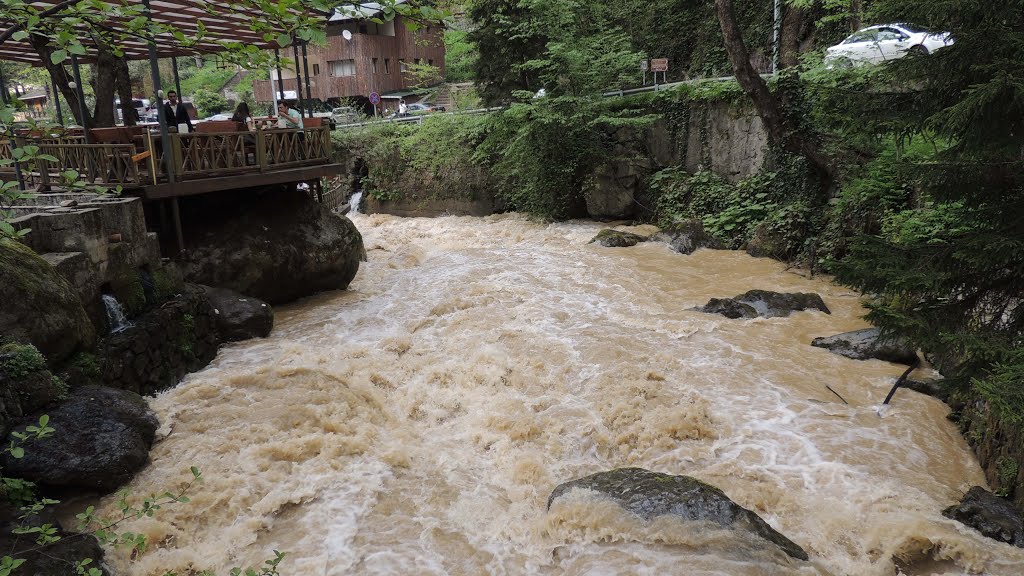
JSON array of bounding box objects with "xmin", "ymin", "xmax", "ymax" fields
[{"xmin": 0, "ymin": 125, "xmax": 343, "ymax": 198}]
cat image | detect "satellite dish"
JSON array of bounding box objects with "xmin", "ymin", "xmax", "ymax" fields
[{"xmin": 342, "ymin": 30, "xmax": 352, "ymax": 41}]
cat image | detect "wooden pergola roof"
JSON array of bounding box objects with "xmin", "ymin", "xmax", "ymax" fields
[{"xmin": 0, "ymin": 0, "xmax": 329, "ymax": 65}]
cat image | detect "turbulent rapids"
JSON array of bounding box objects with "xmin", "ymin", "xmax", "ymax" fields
[{"xmin": 101, "ymin": 214, "xmax": 1024, "ymax": 575}]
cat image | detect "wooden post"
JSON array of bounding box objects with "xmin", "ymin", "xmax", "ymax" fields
[
  {"xmin": 256, "ymin": 128, "xmax": 267, "ymax": 172},
  {"xmin": 292, "ymin": 38, "xmax": 304, "ymax": 118},
  {"xmin": 51, "ymin": 79, "xmax": 64, "ymax": 125},
  {"xmin": 171, "ymin": 197, "xmax": 185, "ymax": 253},
  {"xmin": 301, "ymin": 41, "xmax": 313, "ymax": 114},
  {"xmin": 143, "ymin": 0, "xmax": 174, "ymax": 184}
]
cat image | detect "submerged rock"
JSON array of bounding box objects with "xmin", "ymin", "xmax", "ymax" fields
[
  {"xmin": 943, "ymin": 486, "xmax": 1024, "ymax": 548},
  {"xmin": 179, "ymin": 188, "xmax": 366, "ymax": 305},
  {"xmin": 1, "ymin": 386, "xmax": 158, "ymax": 493},
  {"xmin": 0, "ymin": 238, "xmax": 96, "ymax": 363},
  {"xmin": 694, "ymin": 290, "xmax": 830, "ymax": 319},
  {"xmin": 811, "ymin": 328, "xmax": 917, "ymax": 365},
  {"xmin": 548, "ymin": 468, "xmax": 809, "ymax": 560},
  {"xmin": 589, "ymin": 229, "xmax": 648, "ymax": 248},
  {"xmin": 202, "ymin": 285, "xmax": 274, "ymax": 342},
  {"xmin": 651, "ymin": 219, "xmax": 723, "ymax": 255}
]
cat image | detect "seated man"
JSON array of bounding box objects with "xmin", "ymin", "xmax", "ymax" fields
[{"xmin": 277, "ymin": 101, "xmax": 304, "ymax": 129}]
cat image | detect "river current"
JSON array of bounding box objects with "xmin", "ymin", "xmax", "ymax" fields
[{"xmin": 102, "ymin": 214, "xmax": 1024, "ymax": 575}]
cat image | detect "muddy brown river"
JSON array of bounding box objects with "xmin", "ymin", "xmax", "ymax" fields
[{"xmin": 100, "ymin": 214, "xmax": 1024, "ymax": 575}]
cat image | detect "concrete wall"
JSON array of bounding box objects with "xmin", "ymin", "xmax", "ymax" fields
[{"xmin": 9, "ymin": 196, "xmax": 162, "ymax": 326}]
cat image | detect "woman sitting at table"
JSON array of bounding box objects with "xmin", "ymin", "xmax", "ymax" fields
[{"xmin": 231, "ymin": 102, "xmax": 256, "ymax": 131}]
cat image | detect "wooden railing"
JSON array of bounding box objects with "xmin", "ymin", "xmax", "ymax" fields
[
  {"xmin": 30, "ymin": 143, "xmax": 141, "ymax": 187},
  {"xmin": 167, "ymin": 126, "xmax": 332, "ymax": 180}
]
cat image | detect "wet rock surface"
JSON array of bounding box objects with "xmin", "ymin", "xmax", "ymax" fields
[
  {"xmin": 0, "ymin": 386, "xmax": 158, "ymax": 493},
  {"xmin": 694, "ymin": 290, "xmax": 830, "ymax": 319},
  {"xmin": 651, "ymin": 219, "xmax": 724, "ymax": 255},
  {"xmin": 179, "ymin": 188, "xmax": 366, "ymax": 305},
  {"xmin": 99, "ymin": 284, "xmax": 219, "ymax": 396},
  {"xmin": 811, "ymin": 328, "xmax": 917, "ymax": 365},
  {"xmin": 0, "ymin": 503, "xmax": 107, "ymax": 575},
  {"xmin": 943, "ymin": 486, "xmax": 1024, "ymax": 548},
  {"xmin": 548, "ymin": 468, "xmax": 809, "ymax": 560},
  {"xmin": 589, "ymin": 229, "xmax": 649, "ymax": 248},
  {"xmin": 0, "ymin": 238, "xmax": 95, "ymax": 363},
  {"xmin": 202, "ymin": 285, "xmax": 274, "ymax": 342}
]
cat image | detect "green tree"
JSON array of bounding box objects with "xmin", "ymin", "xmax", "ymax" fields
[{"xmin": 833, "ymin": 0, "xmax": 1024, "ymax": 419}]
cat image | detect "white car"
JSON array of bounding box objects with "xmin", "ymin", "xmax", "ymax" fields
[{"xmin": 825, "ymin": 24, "xmax": 953, "ymax": 68}]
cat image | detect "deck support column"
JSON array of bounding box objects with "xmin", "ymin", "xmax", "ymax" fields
[
  {"xmin": 172, "ymin": 56, "xmax": 182, "ymax": 98},
  {"xmin": 274, "ymin": 49, "xmax": 285, "ymax": 102},
  {"xmin": 301, "ymin": 41, "xmax": 313, "ymax": 116},
  {"xmin": 171, "ymin": 197, "xmax": 185, "ymax": 253},
  {"xmin": 0, "ymin": 65, "xmax": 9, "ymax": 106},
  {"xmin": 291, "ymin": 38, "xmax": 304, "ymax": 117},
  {"xmin": 70, "ymin": 55, "xmax": 90, "ymax": 141},
  {"xmin": 143, "ymin": 0, "xmax": 174, "ymax": 185},
  {"xmin": 51, "ymin": 79, "xmax": 64, "ymax": 125}
]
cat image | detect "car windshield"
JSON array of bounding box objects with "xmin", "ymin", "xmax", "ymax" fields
[
  {"xmin": 900, "ymin": 23, "xmax": 928, "ymax": 33},
  {"xmin": 844, "ymin": 30, "xmax": 878, "ymax": 44}
]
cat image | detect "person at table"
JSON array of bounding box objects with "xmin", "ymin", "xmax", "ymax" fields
[
  {"xmin": 163, "ymin": 90, "xmax": 193, "ymax": 132},
  {"xmin": 277, "ymin": 101, "xmax": 304, "ymax": 129},
  {"xmin": 231, "ymin": 102, "xmax": 256, "ymax": 131}
]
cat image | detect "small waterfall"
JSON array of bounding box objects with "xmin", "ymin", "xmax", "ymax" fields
[
  {"xmin": 102, "ymin": 294, "xmax": 133, "ymax": 334},
  {"xmin": 349, "ymin": 191, "xmax": 363, "ymax": 215}
]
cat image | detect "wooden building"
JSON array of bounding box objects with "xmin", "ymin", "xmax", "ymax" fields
[{"xmin": 253, "ymin": 5, "xmax": 445, "ymax": 110}]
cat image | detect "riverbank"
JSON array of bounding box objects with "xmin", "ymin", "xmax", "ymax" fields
[{"xmin": 96, "ymin": 213, "xmax": 1024, "ymax": 576}]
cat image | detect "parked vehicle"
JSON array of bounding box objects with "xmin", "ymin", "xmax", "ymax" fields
[
  {"xmin": 825, "ymin": 24, "xmax": 953, "ymax": 68},
  {"xmin": 407, "ymin": 103, "xmax": 445, "ymax": 114},
  {"xmin": 114, "ymin": 98, "xmax": 150, "ymax": 124},
  {"xmin": 331, "ymin": 106, "xmax": 364, "ymax": 125}
]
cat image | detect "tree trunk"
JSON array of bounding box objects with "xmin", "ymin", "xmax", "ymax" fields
[
  {"xmin": 30, "ymin": 34, "xmax": 88, "ymax": 128},
  {"xmin": 90, "ymin": 45, "xmax": 118, "ymax": 128},
  {"xmin": 114, "ymin": 56, "xmax": 137, "ymax": 125},
  {"xmin": 714, "ymin": 0, "xmax": 834, "ymax": 184},
  {"xmin": 850, "ymin": 0, "xmax": 864, "ymax": 32},
  {"xmin": 779, "ymin": 4, "xmax": 805, "ymax": 68}
]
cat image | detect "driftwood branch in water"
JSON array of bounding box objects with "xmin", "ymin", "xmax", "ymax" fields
[
  {"xmin": 825, "ymin": 385, "xmax": 848, "ymax": 405},
  {"xmin": 882, "ymin": 358, "xmax": 922, "ymax": 405}
]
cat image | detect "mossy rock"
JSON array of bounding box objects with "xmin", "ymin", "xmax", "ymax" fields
[
  {"xmin": 693, "ymin": 290, "xmax": 830, "ymax": 319},
  {"xmin": 0, "ymin": 238, "xmax": 95, "ymax": 363},
  {"xmin": 0, "ymin": 342, "xmax": 67, "ymax": 436},
  {"xmin": 548, "ymin": 468, "xmax": 808, "ymax": 560},
  {"xmin": 589, "ymin": 229, "xmax": 649, "ymax": 248},
  {"xmin": 651, "ymin": 219, "xmax": 724, "ymax": 254}
]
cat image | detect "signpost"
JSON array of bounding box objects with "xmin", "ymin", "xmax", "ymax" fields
[
  {"xmin": 640, "ymin": 59, "xmax": 648, "ymax": 85},
  {"xmin": 651, "ymin": 57, "xmax": 669, "ymax": 85},
  {"xmin": 369, "ymin": 91, "xmax": 380, "ymax": 118}
]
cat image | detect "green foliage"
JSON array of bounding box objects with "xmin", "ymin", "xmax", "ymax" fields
[
  {"xmin": 0, "ymin": 342, "xmax": 48, "ymax": 381},
  {"xmin": 192, "ymin": 89, "xmax": 230, "ymax": 117},
  {"xmin": 444, "ymin": 29, "xmax": 477, "ymax": 83}
]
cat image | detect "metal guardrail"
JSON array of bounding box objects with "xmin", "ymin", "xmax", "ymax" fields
[{"xmin": 334, "ymin": 107, "xmax": 506, "ymax": 130}]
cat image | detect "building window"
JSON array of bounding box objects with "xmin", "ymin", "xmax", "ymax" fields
[
  {"xmin": 428, "ymin": 59, "xmax": 433, "ymax": 67},
  {"xmin": 384, "ymin": 58, "xmax": 391, "ymax": 74},
  {"xmin": 372, "ymin": 58, "xmax": 378, "ymax": 74},
  {"xmin": 414, "ymin": 58, "xmax": 421, "ymax": 66},
  {"xmin": 313, "ymin": 64, "xmax": 320, "ymax": 76},
  {"xmin": 399, "ymin": 59, "xmax": 407, "ymax": 73},
  {"xmin": 329, "ymin": 59, "xmax": 356, "ymax": 77}
]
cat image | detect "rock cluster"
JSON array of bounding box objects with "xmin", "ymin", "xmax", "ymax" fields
[
  {"xmin": 589, "ymin": 229, "xmax": 649, "ymax": 248},
  {"xmin": 694, "ymin": 290, "xmax": 830, "ymax": 319},
  {"xmin": 811, "ymin": 328, "xmax": 918, "ymax": 365},
  {"xmin": 651, "ymin": 219, "xmax": 724, "ymax": 255},
  {"xmin": 548, "ymin": 468, "xmax": 808, "ymax": 561},
  {"xmin": 943, "ymin": 486, "xmax": 1024, "ymax": 548}
]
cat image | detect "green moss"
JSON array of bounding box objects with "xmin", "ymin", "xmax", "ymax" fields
[
  {"xmin": 152, "ymin": 267, "xmax": 184, "ymax": 303},
  {"xmin": 0, "ymin": 342, "xmax": 48, "ymax": 380},
  {"xmin": 178, "ymin": 313, "xmax": 196, "ymax": 359},
  {"xmin": 109, "ymin": 269, "xmax": 147, "ymax": 318},
  {"xmin": 995, "ymin": 456, "xmax": 1020, "ymax": 497}
]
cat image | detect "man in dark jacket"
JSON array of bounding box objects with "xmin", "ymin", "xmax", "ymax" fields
[{"xmin": 163, "ymin": 90, "xmax": 193, "ymax": 132}]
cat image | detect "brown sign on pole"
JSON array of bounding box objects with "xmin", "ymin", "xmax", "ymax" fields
[{"xmin": 650, "ymin": 58, "xmax": 669, "ymax": 72}]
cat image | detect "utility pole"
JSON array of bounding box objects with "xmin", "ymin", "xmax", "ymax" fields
[{"xmin": 772, "ymin": 0, "xmax": 782, "ymax": 73}]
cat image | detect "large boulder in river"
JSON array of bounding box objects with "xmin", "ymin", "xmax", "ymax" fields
[
  {"xmin": 201, "ymin": 285, "xmax": 274, "ymax": 342},
  {"xmin": 548, "ymin": 468, "xmax": 808, "ymax": 560},
  {"xmin": 943, "ymin": 486, "xmax": 1024, "ymax": 548},
  {"xmin": 0, "ymin": 238, "xmax": 95, "ymax": 363},
  {"xmin": 694, "ymin": 290, "xmax": 830, "ymax": 319},
  {"xmin": 589, "ymin": 229, "xmax": 648, "ymax": 248},
  {"xmin": 651, "ymin": 219, "xmax": 724, "ymax": 255},
  {"xmin": 179, "ymin": 188, "xmax": 366, "ymax": 305},
  {"xmin": 811, "ymin": 328, "xmax": 918, "ymax": 365},
  {"xmin": 1, "ymin": 386, "xmax": 158, "ymax": 493}
]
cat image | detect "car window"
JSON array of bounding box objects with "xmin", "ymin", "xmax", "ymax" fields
[
  {"xmin": 900, "ymin": 23, "xmax": 927, "ymax": 33},
  {"xmin": 844, "ymin": 30, "xmax": 877, "ymax": 44},
  {"xmin": 877, "ymin": 28, "xmax": 903, "ymax": 41}
]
